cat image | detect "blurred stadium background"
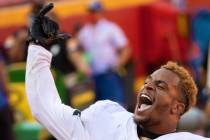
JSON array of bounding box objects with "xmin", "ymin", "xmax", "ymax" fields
[{"xmin": 0, "ymin": 0, "xmax": 210, "ymax": 139}]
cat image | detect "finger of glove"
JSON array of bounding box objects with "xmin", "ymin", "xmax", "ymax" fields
[
  {"xmin": 56, "ymin": 33, "xmax": 71, "ymax": 40},
  {"xmin": 29, "ymin": 17, "xmax": 45, "ymax": 39},
  {"xmin": 38, "ymin": 3, "xmax": 54, "ymax": 18},
  {"xmin": 33, "ymin": 37, "xmax": 55, "ymax": 48},
  {"xmin": 45, "ymin": 33, "xmax": 70, "ymax": 44},
  {"xmin": 42, "ymin": 17, "xmax": 59, "ymax": 37},
  {"xmin": 42, "ymin": 33, "xmax": 70, "ymax": 46}
]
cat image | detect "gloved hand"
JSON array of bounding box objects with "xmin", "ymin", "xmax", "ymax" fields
[{"xmin": 28, "ymin": 3, "xmax": 70, "ymax": 47}]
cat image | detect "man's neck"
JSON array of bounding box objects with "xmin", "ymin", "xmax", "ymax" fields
[
  {"xmin": 137, "ymin": 123, "xmax": 177, "ymax": 139},
  {"xmin": 146, "ymin": 123, "xmax": 177, "ymax": 134},
  {"xmin": 137, "ymin": 125, "xmax": 164, "ymax": 139}
]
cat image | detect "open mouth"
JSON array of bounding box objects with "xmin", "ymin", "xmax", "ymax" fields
[{"xmin": 138, "ymin": 94, "xmax": 154, "ymax": 112}]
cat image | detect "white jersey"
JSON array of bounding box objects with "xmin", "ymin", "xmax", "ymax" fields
[{"xmin": 25, "ymin": 45, "xmax": 209, "ymax": 140}]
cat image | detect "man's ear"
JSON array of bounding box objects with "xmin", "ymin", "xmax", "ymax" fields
[{"xmin": 171, "ymin": 102, "xmax": 185, "ymax": 116}]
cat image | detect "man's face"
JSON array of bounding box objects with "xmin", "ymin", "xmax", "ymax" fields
[
  {"xmin": 134, "ymin": 68, "xmax": 181, "ymax": 128},
  {"xmin": 89, "ymin": 12, "xmax": 101, "ymax": 24}
]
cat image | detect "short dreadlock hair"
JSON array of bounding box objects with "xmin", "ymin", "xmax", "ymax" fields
[{"xmin": 161, "ymin": 61, "xmax": 198, "ymax": 113}]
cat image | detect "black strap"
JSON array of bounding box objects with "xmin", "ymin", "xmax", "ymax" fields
[{"xmin": 137, "ymin": 126, "xmax": 163, "ymax": 139}]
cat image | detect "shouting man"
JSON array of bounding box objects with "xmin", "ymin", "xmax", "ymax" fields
[{"xmin": 26, "ymin": 3, "xmax": 209, "ymax": 140}]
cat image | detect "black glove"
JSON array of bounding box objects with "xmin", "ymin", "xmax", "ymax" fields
[{"xmin": 28, "ymin": 3, "xmax": 70, "ymax": 47}]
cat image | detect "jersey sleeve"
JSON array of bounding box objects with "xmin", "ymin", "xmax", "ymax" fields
[
  {"xmin": 155, "ymin": 132, "xmax": 210, "ymax": 140},
  {"xmin": 25, "ymin": 44, "xmax": 90, "ymax": 140}
]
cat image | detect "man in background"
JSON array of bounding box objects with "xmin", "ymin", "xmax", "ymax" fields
[{"xmin": 78, "ymin": 1, "xmax": 131, "ymax": 105}]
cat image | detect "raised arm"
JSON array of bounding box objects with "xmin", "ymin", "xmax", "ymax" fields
[{"xmin": 25, "ymin": 3, "xmax": 89, "ymax": 140}]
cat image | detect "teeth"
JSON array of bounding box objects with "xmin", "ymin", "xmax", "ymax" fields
[
  {"xmin": 141, "ymin": 94, "xmax": 152, "ymax": 102},
  {"xmin": 138, "ymin": 104, "xmax": 152, "ymax": 112}
]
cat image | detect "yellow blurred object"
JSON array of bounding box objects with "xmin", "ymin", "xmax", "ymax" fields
[
  {"xmin": 39, "ymin": 128, "xmax": 51, "ymax": 140},
  {"xmin": 134, "ymin": 76, "xmax": 146, "ymax": 94},
  {"xmin": 0, "ymin": 0, "xmax": 156, "ymax": 27},
  {"xmin": 9, "ymin": 83, "xmax": 35, "ymax": 122},
  {"xmin": 177, "ymin": 13, "xmax": 189, "ymax": 38},
  {"xmin": 71, "ymin": 90, "xmax": 95, "ymax": 109}
]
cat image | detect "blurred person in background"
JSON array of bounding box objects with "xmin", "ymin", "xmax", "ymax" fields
[
  {"xmin": 4, "ymin": 27, "xmax": 28, "ymax": 64},
  {"xmin": 66, "ymin": 23, "xmax": 91, "ymax": 79},
  {"xmin": 78, "ymin": 1, "xmax": 131, "ymax": 105},
  {"xmin": 0, "ymin": 52, "xmax": 15, "ymax": 140}
]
